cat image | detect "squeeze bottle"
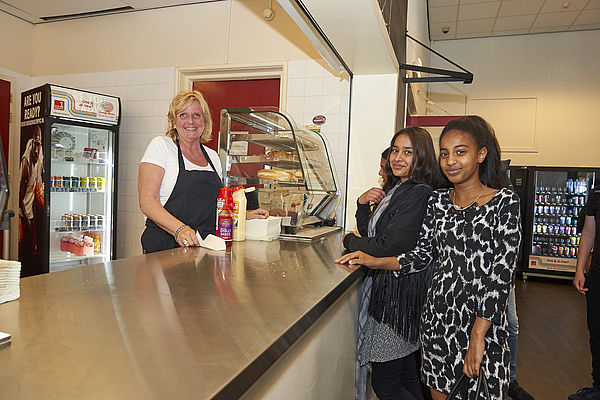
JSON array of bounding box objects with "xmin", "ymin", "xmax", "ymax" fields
[
  {"xmin": 216, "ymin": 187, "xmax": 234, "ymax": 246},
  {"xmin": 232, "ymin": 186, "xmax": 247, "ymax": 241}
]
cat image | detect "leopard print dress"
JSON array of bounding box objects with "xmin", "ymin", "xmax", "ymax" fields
[{"xmin": 396, "ymin": 188, "xmax": 521, "ymax": 399}]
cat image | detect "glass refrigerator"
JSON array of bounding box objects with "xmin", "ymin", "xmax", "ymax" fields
[
  {"xmin": 511, "ymin": 166, "xmax": 600, "ymax": 280},
  {"xmin": 19, "ymin": 84, "xmax": 120, "ymax": 277}
]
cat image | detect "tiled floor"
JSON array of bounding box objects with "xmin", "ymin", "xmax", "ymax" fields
[{"xmin": 515, "ymin": 277, "xmax": 591, "ymax": 399}]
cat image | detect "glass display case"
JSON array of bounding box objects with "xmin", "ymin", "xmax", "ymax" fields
[
  {"xmin": 219, "ymin": 107, "xmax": 339, "ymax": 238},
  {"xmin": 49, "ymin": 122, "xmax": 114, "ymax": 271}
]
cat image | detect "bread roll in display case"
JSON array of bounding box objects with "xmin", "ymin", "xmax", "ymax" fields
[{"xmin": 219, "ymin": 107, "xmax": 340, "ymax": 240}]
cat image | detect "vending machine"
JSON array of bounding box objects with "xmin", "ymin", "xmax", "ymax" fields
[
  {"xmin": 19, "ymin": 84, "xmax": 120, "ymax": 277},
  {"xmin": 514, "ymin": 166, "xmax": 600, "ymax": 280}
]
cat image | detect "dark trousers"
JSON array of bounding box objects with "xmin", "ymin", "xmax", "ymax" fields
[
  {"xmin": 587, "ymin": 268, "xmax": 600, "ymax": 387},
  {"xmin": 371, "ymin": 352, "xmax": 424, "ymax": 400}
]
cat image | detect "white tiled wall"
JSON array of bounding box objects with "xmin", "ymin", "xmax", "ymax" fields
[
  {"xmin": 28, "ymin": 60, "xmax": 351, "ymax": 259},
  {"xmin": 33, "ymin": 67, "xmax": 175, "ymax": 259},
  {"xmin": 285, "ymin": 59, "xmax": 351, "ymax": 225}
]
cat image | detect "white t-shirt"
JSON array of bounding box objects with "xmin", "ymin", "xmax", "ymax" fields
[{"xmin": 140, "ymin": 136, "xmax": 223, "ymax": 205}]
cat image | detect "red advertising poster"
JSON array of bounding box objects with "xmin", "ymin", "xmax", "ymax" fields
[{"xmin": 19, "ymin": 86, "xmax": 47, "ymax": 277}]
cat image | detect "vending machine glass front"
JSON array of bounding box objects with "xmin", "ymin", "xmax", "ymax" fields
[{"xmin": 529, "ymin": 169, "xmax": 595, "ymax": 275}]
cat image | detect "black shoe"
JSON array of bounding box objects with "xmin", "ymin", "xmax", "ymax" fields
[
  {"xmin": 508, "ymin": 380, "xmax": 535, "ymax": 400},
  {"xmin": 568, "ymin": 387, "xmax": 600, "ymax": 400}
]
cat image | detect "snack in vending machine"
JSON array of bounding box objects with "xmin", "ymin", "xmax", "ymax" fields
[{"xmin": 97, "ymin": 177, "xmax": 105, "ymax": 191}]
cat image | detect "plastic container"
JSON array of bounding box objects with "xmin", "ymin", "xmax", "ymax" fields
[{"xmin": 232, "ymin": 186, "xmax": 247, "ymax": 241}]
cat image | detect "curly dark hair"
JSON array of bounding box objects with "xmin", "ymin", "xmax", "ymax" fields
[
  {"xmin": 383, "ymin": 126, "xmax": 442, "ymax": 192},
  {"xmin": 439, "ymin": 116, "xmax": 510, "ymax": 189}
]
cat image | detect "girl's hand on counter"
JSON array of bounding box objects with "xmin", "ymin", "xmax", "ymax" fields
[
  {"xmin": 247, "ymin": 209, "xmax": 269, "ymax": 219},
  {"xmin": 335, "ymin": 251, "xmax": 399, "ymax": 270},
  {"xmin": 335, "ymin": 260, "xmax": 361, "ymax": 273},
  {"xmin": 177, "ymin": 226, "xmax": 200, "ymax": 247}
]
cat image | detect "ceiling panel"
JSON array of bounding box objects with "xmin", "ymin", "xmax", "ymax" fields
[
  {"xmin": 429, "ymin": 0, "xmax": 459, "ymax": 6},
  {"xmin": 429, "ymin": 5, "xmax": 458, "ymax": 23},
  {"xmin": 570, "ymin": 21, "xmax": 600, "ymax": 29},
  {"xmin": 430, "ymin": 0, "xmax": 600, "ymax": 41},
  {"xmin": 498, "ymin": 0, "xmax": 544, "ymax": 17},
  {"xmin": 534, "ymin": 11, "xmax": 580, "ymax": 27},
  {"xmin": 430, "ymin": 21, "xmax": 457, "ymax": 40},
  {"xmin": 541, "ymin": 0, "xmax": 588, "ymax": 13},
  {"xmin": 458, "ymin": 2, "xmax": 501, "ymax": 20},
  {"xmin": 587, "ymin": 0, "xmax": 600, "ymax": 9},
  {"xmin": 457, "ymin": 17, "xmax": 495, "ymax": 33},
  {"xmin": 574, "ymin": 8, "xmax": 600, "ymax": 24},
  {"xmin": 4, "ymin": 0, "xmax": 127, "ymax": 18},
  {"xmin": 494, "ymin": 14, "xmax": 537, "ymax": 31},
  {"xmin": 0, "ymin": 0, "xmax": 219, "ymax": 23}
]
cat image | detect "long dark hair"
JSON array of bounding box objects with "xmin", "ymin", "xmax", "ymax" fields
[
  {"xmin": 383, "ymin": 126, "xmax": 442, "ymax": 192},
  {"xmin": 439, "ymin": 116, "xmax": 510, "ymax": 189}
]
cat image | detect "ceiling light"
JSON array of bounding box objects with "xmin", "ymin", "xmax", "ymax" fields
[{"xmin": 562, "ymin": 1, "xmax": 571, "ymax": 9}]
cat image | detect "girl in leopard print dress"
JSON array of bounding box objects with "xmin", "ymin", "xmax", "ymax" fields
[{"xmin": 338, "ymin": 116, "xmax": 520, "ymax": 400}]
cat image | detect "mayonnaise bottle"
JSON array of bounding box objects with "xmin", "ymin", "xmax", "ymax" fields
[{"xmin": 232, "ymin": 186, "xmax": 247, "ymax": 241}]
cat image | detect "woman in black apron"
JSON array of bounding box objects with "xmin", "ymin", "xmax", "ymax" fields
[
  {"xmin": 140, "ymin": 139, "xmax": 222, "ymax": 253},
  {"xmin": 138, "ymin": 91, "xmax": 223, "ymax": 254}
]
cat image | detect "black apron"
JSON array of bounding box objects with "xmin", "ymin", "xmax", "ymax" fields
[{"xmin": 141, "ymin": 140, "xmax": 222, "ymax": 253}]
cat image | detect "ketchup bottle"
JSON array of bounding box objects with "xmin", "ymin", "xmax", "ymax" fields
[{"xmin": 216, "ymin": 187, "xmax": 234, "ymax": 246}]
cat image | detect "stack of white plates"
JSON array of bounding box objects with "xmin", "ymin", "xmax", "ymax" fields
[{"xmin": 0, "ymin": 260, "xmax": 21, "ymax": 304}]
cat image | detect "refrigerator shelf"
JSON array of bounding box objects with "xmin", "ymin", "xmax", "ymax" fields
[
  {"xmin": 51, "ymin": 157, "xmax": 108, "ymax": 165},
  {"xmin": 54, "ymin": 226, "xmax": 104, "ymax": 233},
  {"xmin": 49, "ymin": 252, "xmax": 104, "ymax": 264},
  {"xmin": 50, "ymin": 188, "xmax": 106, "ymax": 193}
]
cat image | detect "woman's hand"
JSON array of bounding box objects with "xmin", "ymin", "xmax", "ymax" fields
[
  {"xmin": 463, "ymin": 317, "xmax": 491, "ymax": 378},
  {"xmin": 247, "ymin": 209, "xmax": 269, "ymax": 219},
  {"xmin": 358, "ymin": 188, "xmax": 386, "ymax": 205},
  {"xmin": 176, "ymin": 226, "xmax": 200, "ymax": 248},
  {"xmin": 335, "ymin": 251, "xmax": 399, "ymax": 270},
  {"xmin": 573, "ymin": 270, "xmax": 588, "ymax": 294}
]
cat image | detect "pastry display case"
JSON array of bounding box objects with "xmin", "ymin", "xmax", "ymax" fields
[{"xmin": 219, "ymin": 107, "xmax": 339, "ymax": 239}]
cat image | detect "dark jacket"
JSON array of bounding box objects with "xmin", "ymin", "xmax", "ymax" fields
[{"xmin": 343, "ymin": 180, "xmax": 432, "ymax": 257}]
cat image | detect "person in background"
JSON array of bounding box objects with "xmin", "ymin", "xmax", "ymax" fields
[
  {"xmin": 19, "ymin": 125, "xmax": 44, "ymax": 275},
  {"xmin": 338, "ymin": 116, "xmax": 520, "ymax": 400},
  {"xmin": 342, "ymin": 127, "xmax": 441, "ymax": 400},
  {"xmin": 350, "ymin": 146, "xmax": 389, "ymax": 400},
  {"xmin": 570, "ymin": 184, "xmax": 600, "ymax": 400},
  {"xmin": 138, "ymin": 90, "xmax": 267, "ymax": 253}
]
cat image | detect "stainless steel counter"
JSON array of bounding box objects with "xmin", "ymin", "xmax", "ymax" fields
[{"xmin": 0, "ymin": 234, "xmax": 362, "ymax": 399}]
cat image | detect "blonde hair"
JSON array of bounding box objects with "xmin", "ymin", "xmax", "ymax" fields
[{"xmin": 166, "ymin": 90, "xmax": 212, "ymax": 143}]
